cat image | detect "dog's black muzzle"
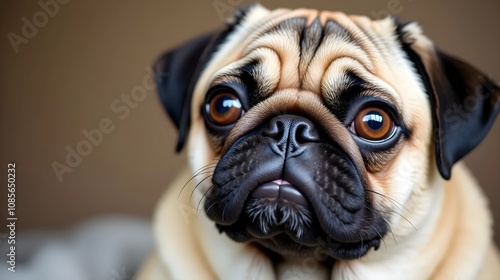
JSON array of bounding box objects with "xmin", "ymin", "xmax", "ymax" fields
[{"xmin": 204, "ymin": 114, "xmax": 387, "ymax": 260}]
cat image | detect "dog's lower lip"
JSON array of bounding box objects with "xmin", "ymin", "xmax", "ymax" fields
[{"xmin": 250, "ymin": 180, "xmax": 309, "ymax": 206}]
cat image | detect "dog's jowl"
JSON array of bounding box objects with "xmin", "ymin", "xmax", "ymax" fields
[{"xmin": 138, "ymin": 4, "xmax": 500, "ymax": 280}]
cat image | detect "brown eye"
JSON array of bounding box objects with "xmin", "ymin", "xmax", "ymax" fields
[
  {"xmin": 352, "ymin": 107, "xmax": 394, "ymax": 141},
  {"xmin": 207, "ymin": 93, "xmax": 243, "ymax": 125}
]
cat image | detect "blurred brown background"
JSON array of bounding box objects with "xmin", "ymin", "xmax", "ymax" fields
[{"xmin": 0, "ymin": 0, "xmax": 499, "ymax": 245}]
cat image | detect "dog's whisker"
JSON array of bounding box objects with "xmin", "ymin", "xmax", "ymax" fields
[
  {"xmin": 371, "ymin": 222, "xmax": 387, "ymax": 250},
  {"xmin": 382, "ymin": 216, "xmax": 397, "ymax": 246},
  {"xmin": 190, "ymin": 174, "xmax": 214, "ymax": 201},
  {"xmin": 365, "ymin": 190, "xmax": 419, "ymax": 236},
  {"xmin": 221, "ymin": 200, "xmax": 229, "ymax": 224},
  {"xmin": 364, "ymin": 205, "xmax": 396, "ymax": 247},
  {"xmin": 204, "ymin": 198, "xmax": 219, "ymax": 219},
  {"xmin": 177, "ymin": 163, "xmax": 217, "ymax": 198},
  {"xmin": 377, "ymin": 208, "xmax": 419, "ymax": 235},
  {"xmin": 177, "ymin": 171, "xmax": 214, "ymax": 200},
  {"xmin": 365, "ymin": 189, "xmax": 409, "ymax": 213},
  {"xmin": 358, "ymin": 232, "xmax": 364, "ymax": 259},
  {"xmin": 189, "ymin": 162, "xmax": 218, "ymax": 176},
  {"xmin": 196, "ymin": 185, "xmax": 214, "ymax": 217}
]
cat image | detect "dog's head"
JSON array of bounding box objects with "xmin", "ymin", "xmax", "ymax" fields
[{"xmin": 156, "ymin": 5, "xmax": 499, "ymax": 260}]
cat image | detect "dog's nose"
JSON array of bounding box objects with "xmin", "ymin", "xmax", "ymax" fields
[{"xmin": 263, "ymin": 115, "xmax": 320, "ymax": 158}]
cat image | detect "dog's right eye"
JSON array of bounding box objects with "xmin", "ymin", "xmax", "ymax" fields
[
  {"xmin": 206, "ymin": 93, "xmax": 243, "ymax": 126},
  {"xmin": 349, "ymin": 106, "xmax": 396, "ymax": 142}
]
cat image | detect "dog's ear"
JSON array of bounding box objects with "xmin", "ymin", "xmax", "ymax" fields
[
  {"xmin": 155, "ymin": 5, "xmax": 255, "ymax": 152},
  {"xmin": 397, "ymin": 22, "xmax": 500, "ymax": 179},
  {"xmin": 155, "ymin": 32, "xmax": 220, "ymax": 152}
]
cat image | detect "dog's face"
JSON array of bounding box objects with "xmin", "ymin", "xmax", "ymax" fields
[{"xmin": 156, "ymin": 5, "xmax": 499, "ymax": 260}]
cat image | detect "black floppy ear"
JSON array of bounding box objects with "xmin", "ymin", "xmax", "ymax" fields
[
  {"xmin": 398, "ymin": 22, "xmax": 500, "ymax": 179},
  {"xmin": 155, "ymin": 33, "xmax": 219, "ymax": 152},
  {"xmin": 155, "ymin": 5, "xmax": 253, "ymax": 152}
]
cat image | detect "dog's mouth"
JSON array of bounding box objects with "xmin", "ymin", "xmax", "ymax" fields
[
  {"xmin": 203, "ymin": 114, "xmax": 387, "ymax": 260},
  {"xmin": 208, "ymin": 178, "xmax": 383, "ymax": 259},
  {"xmin": 245, "ymin": 180, "xmax": 313, "ymax": 240}
]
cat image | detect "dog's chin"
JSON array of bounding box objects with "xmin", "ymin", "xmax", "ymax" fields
[{"xmin": 210, "ymin": 180, "xmax": 383, "ymax": 260}]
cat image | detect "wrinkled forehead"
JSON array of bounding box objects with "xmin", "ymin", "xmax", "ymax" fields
[{"xmin": 193, "ymin": 6, "xmax": 425, "ymax": 119}]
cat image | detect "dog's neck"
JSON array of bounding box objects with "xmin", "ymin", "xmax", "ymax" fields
[{"xmin": 155, "ymin": 164, "xmax": 493, "ymax": 279}]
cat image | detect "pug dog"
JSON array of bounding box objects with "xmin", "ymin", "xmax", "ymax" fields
[{"xmin": 138, "ymin": 4, "xmax": 500, "ymax": 280}]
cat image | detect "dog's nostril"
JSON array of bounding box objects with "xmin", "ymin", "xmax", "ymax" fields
[
  {"xmin": 264, "ymin": 115, "xmax": 320, "ymax": 143},
  {"xmin": 264, "ymin": 119, "xmax": 287, "ymax": 141},
  {"xmin": 294, "ymin": 123, "xmax": 320, "ymax": 144}
]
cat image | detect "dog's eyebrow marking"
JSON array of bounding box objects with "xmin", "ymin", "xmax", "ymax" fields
[
  {"xmin": 323, "ymin": 71, "xmax": 401, "ymax": 120},
  {"xmin": 321, "ymin": 58, "xmax": 402, "ymax": 115},
  {"xmin": 323, "ymin": 71, "xmax": 365, "ymax": 105},
  {"xmin": 238, "ymin": 61, "xmax": 267, "ymax": 107},
  {"xmin": 245, "ymin": 17, "xmax": 305, "ymax": 89},
  {"xmin": 210, "ymin": 45, "xmax": 282, "ymax": 103}
]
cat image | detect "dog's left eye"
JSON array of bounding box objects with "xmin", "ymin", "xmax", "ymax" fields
[
  {"xmin": 206, "ymin": 93, "xmax": 243, "ymax": 125},
  {"xmin": 350, "ymin": 107, "xmax": 395, "ymax": 141}
]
